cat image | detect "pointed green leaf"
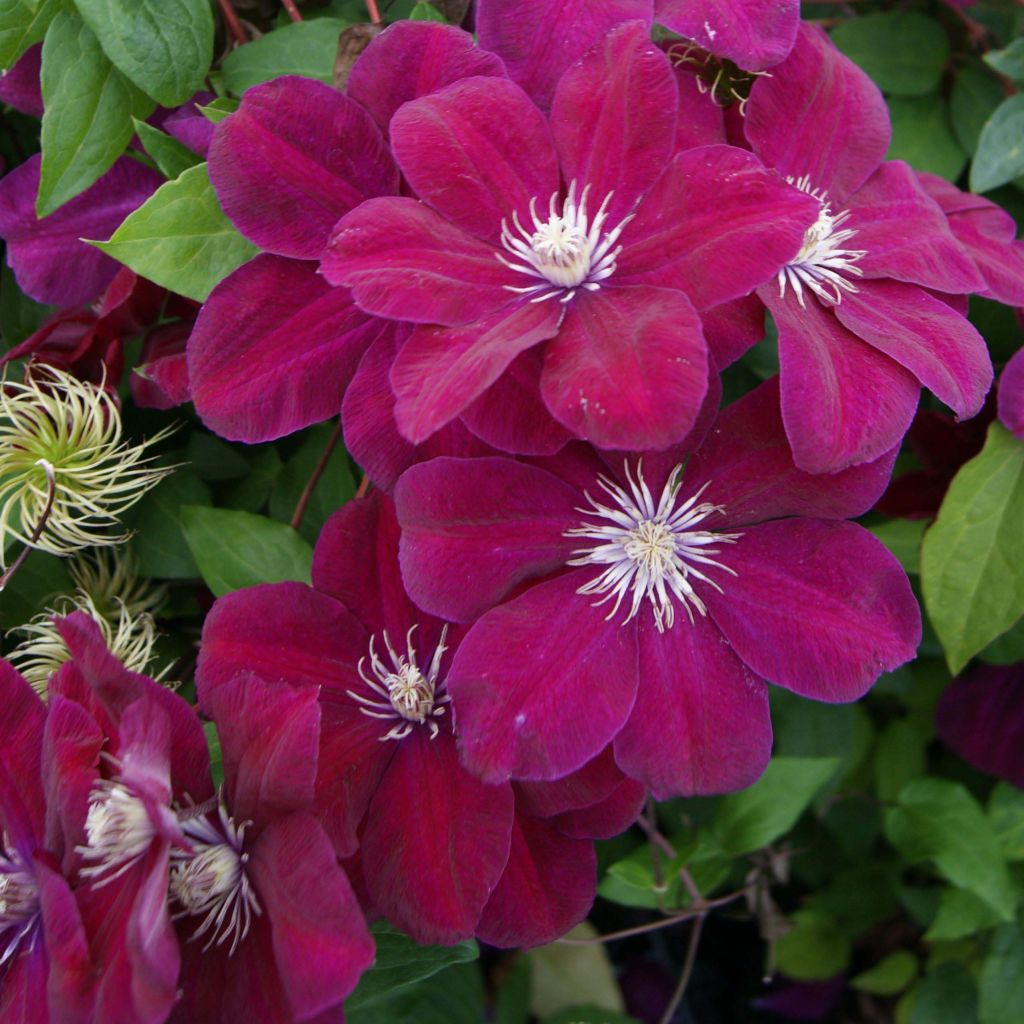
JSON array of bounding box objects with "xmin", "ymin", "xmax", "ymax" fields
[
  {"xmin": 971, "ymin": 95, "xmax": 1024, "ymax": 193},
  {"xmin": 221, "ymin": 18, "xmax": 347, "ymax": 94},
  {"xmin": 131, "ymin": 118, "xmax": 201, "ymax": 180},
  {"xmin": 0, "ymin": 0, "xmax": 64, "ymax": 69},
  {"xmin": 984, "ymin": 39, "xmax": 1024, "ymax": 84}
]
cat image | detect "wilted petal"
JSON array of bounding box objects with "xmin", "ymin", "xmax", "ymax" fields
[
  {"xmin": 999, "ymin": 348, "xmax": 1024, "ymax": 440},
  {"xmin": 705, "ymin": 519, "xmax": 921, "ymax": 702},
  {"xmin": 209, "ymin": 76, "xmax": 398, "ymax": 259}
]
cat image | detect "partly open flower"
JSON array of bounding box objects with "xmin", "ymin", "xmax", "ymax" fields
[{"xmin": 394, "ymin": 377, "xmax": 921, "ymax": 795}]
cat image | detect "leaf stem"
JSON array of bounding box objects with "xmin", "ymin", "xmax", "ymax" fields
[
  {"xmin": 364, "ymin": 0, "xmax": 381, "ymax": 24},
  {"xmin": 281, "ymin": 0, "xmax": 303, "ymax": 22},
  {"xmin": 657, "ymin": 914, "xmax": 705, "ymax": 1024},
  {"xmin": 217, "ymin": 0, "xmax": 248, "ymax": 46},
  {"xmin": 0, "ymin": 460, "xmax": 57, "ymax": 593},
  {"xmin": 290, "ymin": 422, "xmax": 343, "ymax": 530}
]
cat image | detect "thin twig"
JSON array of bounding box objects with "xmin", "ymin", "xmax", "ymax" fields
[
  {"xmin": 0, "ymin": 460, "xmax": 57, "ymax": 592},
  {"xmin": 281, "ymin": 0, "xmax": 303, "ymax": 22},
  {"xmin": 217, "ymin": 0, "xmax": 247, "ymax": 46},
  {"xmin": 355, "ymin": 475, "xmax": 371, "ymax": 500},
  {"xmin": 658, "ymin": 915, "xmax": 705, "ymax": 1024},
  {"xmin": 290, "ymin": 422, "xmax": 343, "ymax": 530},
  {"xmin": 364, "ymin": 0, "xmax": 382, "ymax": 24}
]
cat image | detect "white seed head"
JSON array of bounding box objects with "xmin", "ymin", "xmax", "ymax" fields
[{"xmin": 76, "ymin": 780, "xmax": 156, "ymax": 886}]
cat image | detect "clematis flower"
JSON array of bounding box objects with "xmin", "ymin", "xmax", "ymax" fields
[
  {"xmin": 394, "ymin": 377, "xmax": 921, "ymax": 794},
  {"xmin": 0, "ymin": 44, "xmax": 43, "ymax": 118},
  {"xmin": 197, "ymin": 493, "xmax": 634, "ymax": 946},
  {"xmin": 742, "ymin": 25, "xmax": 992, "ymax": 473},
  {"xmin": 999, "ymin": 349, "xmax": 1024, "ymax": 440},
  {"xmin": 322, "ymin": 21, "xmax": 817, "ymax": 452}
]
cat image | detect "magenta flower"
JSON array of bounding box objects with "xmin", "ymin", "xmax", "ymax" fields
[
  {"xmin": 168, "ymin": 674, "xmax": 374, "ymax": 1024},
  {"xmin": 743, "ymin": 25, "xmax": 992, "ymax": 472},
  {"xmin": 394, "ymin": 378, "xmax": 921, "ymax": 794},
  {"xmin": 999, "ymin": 349, "xmax": 1024, "ymax": 440},
  {"xmin": 0, "ymin": 44, "xmax": 43, "ymax": 119},
  {"xmin": 197, "ymin": 494, "xmax": 625, "ymax": 946},
  {"xmin": 321, "ymin": 21, "xmax": 817, "ymax": 452}
]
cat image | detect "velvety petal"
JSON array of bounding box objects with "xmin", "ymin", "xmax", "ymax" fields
[
  {"xmin": 745, "ymin": 24, "xmax": 890, "ymax": 201},
  {"xmin": 348, "ymin": 20, "xmax": 507, "ymax": 133},
  {"xmin": 390, "ymin": 298, "xmax": 564, "ymax": 443},
  {"xmin": 616, "ymin": 146, "xmax": 818, "ymax": 309},
  {"xmin": 476, "ymin": 812, "xmax": 596, "ymax": 948},
  {"xmin": 540, "ymin": 285, "xmax": 708, "ymax": 450},
  {"xmin": 846, "ymin": 162, "xmax": 984, "ymax": 292},
  {"xmin": 207, "ymin": 675, "xmax": 320, "ymax": 829},
  {"xmin": 208, "ymin": 76, "xmax": 398, "ymax": 259},
  {"xmin": 550, "ymin": 22, "xmax": 677, "ymax": 224},
  {"xmin": 834, "ymin": 281, "xmax": 992, "ymax": 420},
  {"xmin": 249, "ymin": 813, "xmax": 375, "ymax": 1018},
  {"xmin": 320, "ymin": 197, "xmax": 515, "ymax": 326},
  {"xmin": 655, "ymin": 0, "xmax": 799, "ymax": 70},
  {"xmin": 0, "ymin": 44, "xmax": 43, "ymax": 118},
  {"xmin": 361, "ymin": 730, "xmax": 515, "ymax": 944},
  {"xmin": 447, "ymin": 572, "xmax": 640, "ymax": 782},
  {"xmin": 766, "ymin": 290, "xmax": 920, "ymax": 473},
  {"xmin": 935, "ymin": 664, "xmax": 1024, "ymax": 788},
  {"xmin": 131, "ymin": 322, "xmax": 191, "ymax": 410},
  {"xmin": 476, "ymin": 0, "xmax": 653, "ymax": 110},
  {"xmin": 998, "ymin": 348, "xmax": 1024, "ymax": 440},
  {"xmin": 341, "ymin": 327, "xmax": 494, "ymax": 491},
  {"xmin": 395, "ymin": 456, "xmax": 580, "ymax": 622},
  {"xmin": 515, "ymin": 745, "xmax": 629, "ymax": 817},
  {"xmin": 0, "ymin": 941, "xmax": 47, "ymax": 1024},
  {"xmin": 162, "ymin": 91, "xmax": 216, "ymax": 157},
  {"xmin": 0, "ymin": 155, "xmax": 161, "ymax": 306},
  {"xmin": 460, "ymin": 347, "xmax": 573, "ymax": 456},
  {"xmin": 38, "ymin": 860, "xmax": 94, "ymax": 1024},
  {"xmin": 684, "ymin": 376, "xmax": 899, "ymax": 527},
  {"xmin": 390, "ymin": 76, "xmax": 559, "ymax": 246},
  {"xmin": 704, "ymin": 519, "xmax": 921, "ymax": 702},
  {"xmin": 0, "ymin": 661, "xmax": 45, "ymax": 842},
  {"xmin": 668, "ymin": 58, "xmax": 727, "ymax": 150},
  {"xmin": 189, "ymin": 254, "xmax": 380, "ymax": 442},
  {"xmin": 702, "ymin": 296, "xmax": 764, "ymax": 368},
  {"xmin": 551, "ymin": 775, "xmax": 645, "ymax": 839},
  {"xmin": 614, "ymin": 612, "xmax": 771, "ymax": 798}
]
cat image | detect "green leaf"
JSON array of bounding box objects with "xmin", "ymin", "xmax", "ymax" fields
[
  {"xmin": 979, "ymin": 616, "xmax": 1024, "ymax": 665},
  {"xmin": 887, "ymin": 92, "xmax": 967, "ymax": 181},
  {"xmin": 852, "ymin": 951, "xmax": 918, "ymax": 996},
  {"xmin": 921, "ymin": 422, "xmax": 1024, "ymax": 672},
  {"xmin": 0, "ymin": 263, "xmax": 54, "ymax": 350},
  {"xmin": 989, "ymin": 784, "xmax": 1024, "ymax": 861},
  {"xmin": 90, "ymin": 163, "xmax": 257, "ymax": 302},
  {"xmin": 831, "ymin": 12, "xmax": 950, "ymax": 97},
  {"xmin": 349, "ymin": 962, "xmax": 484, "ymax": 1024},
  {"xmin": 0, "ymin": 550, "xmax": 72, "ymax": 629},
  {"xmin": 221, "ymin": 19, "xmax": 348, "ymax": 94},
  {"xmin": 971, "ymin": 95, "xmax": 1024, "ymax": 193},
  {"xmin": 37, "ymin": 12, "xmax": 153, "ymax": 215},
  {"xmin": 180, "ymin": 506, "xmax": 312, "ymax": 596},
  {"xmin": 979, "ymin": 925, "xmax": 1024, "ymax": 1024},
  {"xmin": 873, "ymin": 720, "xmax": 926, "ymax": 802},
  {"xmin": 775, "ymin": 911, "xmax": 851, "ymax": 981},
  {"xmin": 344, "ymin": 922, "xmax": 478, "ymax": 1014},
  {"xmin": 409, "ymin": 1, "xmax": 447, "ymax": 21},
  {"xmin": 185, "ymin": 432, "xmax": 251, "ymax": 482},
  {"xmin": 123, "ymin": 470, "xmax": 211, "ymax": 579},
  {"xmin": 493, "ymin": 957, "xmax": 531, "ymax": 1024},
  {"xmin": 202, "ymin": 721, "xmax": 223, "ymax": 788},
  {"xmin": 72, "ymin": 0, "xmax": 213, "ymax": 106},
  {"xmin": 884, "ymin": 778, "xmax": 1016, "ymax": 919},
  {"xmin": 909, "ymin": 963, "xmax": 979, "ymax": 1024},
  {"xmin": 131, "ymin": 119, "xmax": 201, "ymax": 180},
  {"xmin": 951, "ymin": 63, "xmax": 1007, "ymax": 154},
  {"xmin": 198, "ymin": 96, "xmax": 238, "ymax": 124},
  {"xmin": 984, "ymin": 39, "xmax": 1024, "ymax": 84},
  {"xmin": 0, "ymin": 0, "xmax": 64, "ymax": 69},
  {"xmin": 926, "ymin": 888, "xmax": 1002, "ymax": 941},
  {"xmin": 527, "ymin": 924, "xmax": 624, "ymax": 1019},
  {"xmin": 543, "ymin": 1011, "xmax": 640, "ymax": 1024},
  {"xmin": 870, "ymin": 519, "xmax": 926, "ymax": 575},
  {"xmin": 712, "ymin": 756, "xmax": 839, "ymax": 856}
]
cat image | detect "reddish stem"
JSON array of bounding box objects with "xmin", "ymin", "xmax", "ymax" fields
[
  {"xmin": 281, "ymin": 0, "xmax": 303, "ymax": 22},
  {"xmin": 0, "ymin": 461, "xmax": 57, "ymax": 593},
  {"xmin": 364, "ymin": 0, "xmax": 381, "ymax": 24},
  {"xmin": 290, "ymin": 422, "xmax": 343, "ymax": 530},
  {"xmin": 217, "ymin": 0, "xmax": 247, "ymax": 45},
  {"xmin": 355, "ymin": 475, "xmax": 371, "ymax": 500}
]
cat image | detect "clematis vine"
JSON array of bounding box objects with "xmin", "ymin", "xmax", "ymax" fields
[{"xmin": 394, "ymin": 378, "xmax": 921, "ymax": 795}]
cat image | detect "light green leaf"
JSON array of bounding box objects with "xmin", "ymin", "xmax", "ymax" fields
[
  {"xmin": 123, "ymin": 470, "xmax": 211, "ymax": 579},
  {"xmin": 90, "ymin": 163, "xmax": 257, "ymax": 302},
  {"xmin": 951, "ymin": 63, "xmax": 1006, "ymax": 154},
  {"xmin": 888, "ymin": 92, "xmax": 967, "ymax": 181},
  {"xmin": 921, "ymin": 423, "xmax": 1024, "ymax": 672},
  {"xmin": 37, "ymin": 12, "xmax": 153, "ymax": 215},
  {"xmin": 971, "ymin": 95, "xmax": 1024, "ymax": 193},
  {"xmin": 909, "ymin": 963, "xmax": 979, "ymax": 1024},
  {"xmin": 831, "ymin": 12, "xmax": 950, "ymax": 97},
  {"xmin": 989, "ymin": 783, "xmax": 1024, "ymax": 861},
  {"xmin": 527, "ymin": 924, "xmax": 624, "ymax": 1019},
  {"xmin": 775, "ymin": 911, "xmax": 851, "ymax": 981},
  {"xmin": 198, "ymin": 96, "xmax": 238, "ymax": 124},
  {"xmin": 131, "ymin": 119, "xmax": 201, "ymax": 180},
  {"xmin": 72, "ymin": 0, "xmax": 213, "ymax": 106},
  {"xmin": 852, "ymin": 951, "xmax": 918, "ymax": 996},
  {"xmin": 0, "ymin": 0, "xmax": 64, "ymax": 69},
  {"xmin": 873, "ymin": 720, "xmax": 926, "ymax": 802},
  {"xmin": 984, "ymin": 39, "xmax": 1024, "ymax": 84},
  {"xmin": 885, "ymin": 778, "xmax": 1016, "ymax": 919},
  {"xmin": 409, "ymin": 1, "xmax": 447, "ymax": 21},
  {"xmin": 979, "ymin": 925, "xmax": 1024, "ymax": 1024},
  {"xmin": 870, "ymin": 519, "xmax": 926, "ymax": 575},
  {"xmin": 180, "ymin": 506, "xmax": 312, "ymax": 596},
  {"xmin": 926, "ymin": 888, "xmax": 1002, "ymax": 941},
  {"xmin": 712, "ymin": 756, "xmax": 839, "ymax": 856},
  {"xmin": 221, "ymin": 19, "xmax": 347, "ymax": 94}
]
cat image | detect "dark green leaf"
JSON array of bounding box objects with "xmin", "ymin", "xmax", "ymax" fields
[
  {"xmin": 203, "ymin": 721, "xmax": 223, "ymax": 788},
  {"xmin": 221, "ymin": 447, "xmax": 283, "ymax": 512},
  {"xmin": 180, "ymin": 506, "xmax": 312, "ymax": 596},
  {"xmin": 979, "ymin": 616, "xmax": 1024, "ymax": 665},
  {"xmin": 348, "ymin": 962, "xmax": 484, "ymax": 1024},
  {"xmin": 0, "ymin": 263, "xmax": 54, "ymax": 350},
  {"xmin": 979, "ymin": 925, "xmax": 1024, "ymax": 1024},
  {"xmin": 222, "ymin": 19, "xmax": 348, "ymax": 94},
  {"xmin": 0, "ymin": 550, "xmax": 72, "ymax": 630},
  {"xmin": 971, "ymin": 95, "xmax": 1024, "ymax": 193},
  {"xmin": 984, "ymin": 39, "xmax": 1024, "ymax": 84},
  {"xmin": 951, "ymin": 63, "xmax": 1007, "ymax": 154},
  {"xmin": 542, "ymin": 1011, "xmax": 640, "ymax": 1024},
  {"xmin": 72, "ymin": 0, "xmax": 213, "ymax": 106},
  {"xmin": 909, "ymin": 963, "xmax": 979, "ymax": 1024},
  {"xmin": 873, "ymin": 720, "xmax": 926, "ymax": 802},
  {"xmin": 124, "ymin": 470, "xmax": 211, "ymax": 578},
  {"xmin": 922, "ymin": 423, "xmax": 1024, "ymax": 672},
  {"xmin": 989, "ymin": 783, "xmax": 1024, "ymax": 861},
  {"xmin": 90, "ymin": 163, "xmax": 258, "ymax": 302},
  {"xmin": 887, "ymin": 92, "xmax": 967, "ymax": 181},
  {"xmin": 185, "ymin": 432, "xmax": 251, "ymax": 482},
  {"xmin": 775, "ymin": 911, "xmax": 851, "ymax": 981},
  {"xmin": 131, "ymin": 118, "xmax": 201, "ymax": 180},
  {"xmin": 494, "ymin": 957, "xmax": 531, "ymax": 1024},
  {"xmin": 0, "ymin": 0, "xmax": 64, "ymax": 69}
]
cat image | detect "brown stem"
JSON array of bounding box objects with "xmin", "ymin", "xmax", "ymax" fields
[
  {"xmin": 0, "ymin": 461, "xmax": 57, "ymax": 592},
  {"xmin": 281, "ymin": 0, "xmax": 303, "ymax": 22},
  {"xmin": 657, "ymin": 914, "xmax": 706, "ymax": 1024},
  {"xmin": 355, "ymin": 475, "xmax": 371, "ymax": 500},
  {"xmin": 217, "ymin": 0, "xmax": 248, "ymax": 45},
  {"xmin": 290, "ymin": 422, "xmax": 343, "ymax": 530},
  {"xmin": 364, "ymin": 0, "xmax": 381, "ymax": 24}
]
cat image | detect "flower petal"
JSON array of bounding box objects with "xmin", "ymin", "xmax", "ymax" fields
[
  {"xmin": 540, "ymin": 286, "xmax": 708, "ymax": 450},
  {"xmin": 37, "ymin": 860, "xmax": 94, "ymax": 1024},
  {"xmin": 614, "ymin": 612, "xmax": 771, "ymax": 798},
  {"xmin": 550, "ymin": 776, "xmax": 645, "ymax": 839},
  {"xmin": 208, "ymin": 76, "xmax": 397, "ymax": 259},
  {"xmin": 702, "ymin": 296, "xmax": 765, "ymax": 368},
  {"xmin": 515, "ymin": 745, "xmax": 630, "ymax": 818},
  {"xmin": 998, "ymin": 348, "xmax": 1024, "ymax": 441},
  {"xmin": 0, "ymin": 661, "xmax": 45, "ymax": 844},
  {"xmin": 704, "ymin": 519, "xmax": 921, "ymax": 702},
  {"xmin": 189, "ymin": 255, "xmax": 382, "ymax": 443},
  {"xmin": 447, "ymin": 572, "xmax": 640, "ymax": 782},
  {"xmin": 361, "ymin": 730, "xmax": 514, "ymax": 944}
]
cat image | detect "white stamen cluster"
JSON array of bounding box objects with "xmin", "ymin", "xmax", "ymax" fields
[
  {"xmin": 566, "ymin": 463, "xmax": 740, "ymax": 633},
  {"xmin": 347, "ymin": 625, "xmax": 451, "ymax": 742},
  {"xmin": 0, "ymin": 840, "xmax": 39, "ymax": 967},
  {"xmin": 170, "ymin": 803, "xmax": 260, "ymax": 957},
  {"xmin": 778, "ymin": 175, "xmax": 866, "ymax": 307},
  {"xmin": 76, "ymin": 780, "xmax": 156, "ymax": 886},
  {"xmin": 497, "ymin": 181, "xmax": 634, "ymax": 303}
]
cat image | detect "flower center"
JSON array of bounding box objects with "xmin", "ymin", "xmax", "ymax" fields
[
  {"xmin": 778, "ymin": 175, "xmax": 866, "ymax": 307},
  {"xmin": 347, "ymin": 625, "xmax": 451, "ymax": 741},
  {"xmin": 170, "ymin": 804, "xmax": 260, "ymax": 957},
  {"xmin": 497, "ymin": 181, "xmax": 634, "ymax": 303},
  {"xmin": 0, "ymin": 842, "xmax": 39, "ymax": 967},
  {"xmin": 565, "ymin": 463, "xmax": 740, "ymax": 633},
  {"xmin": 77, "ymin": 779, "xmax": 155, "ymax": 886}
]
